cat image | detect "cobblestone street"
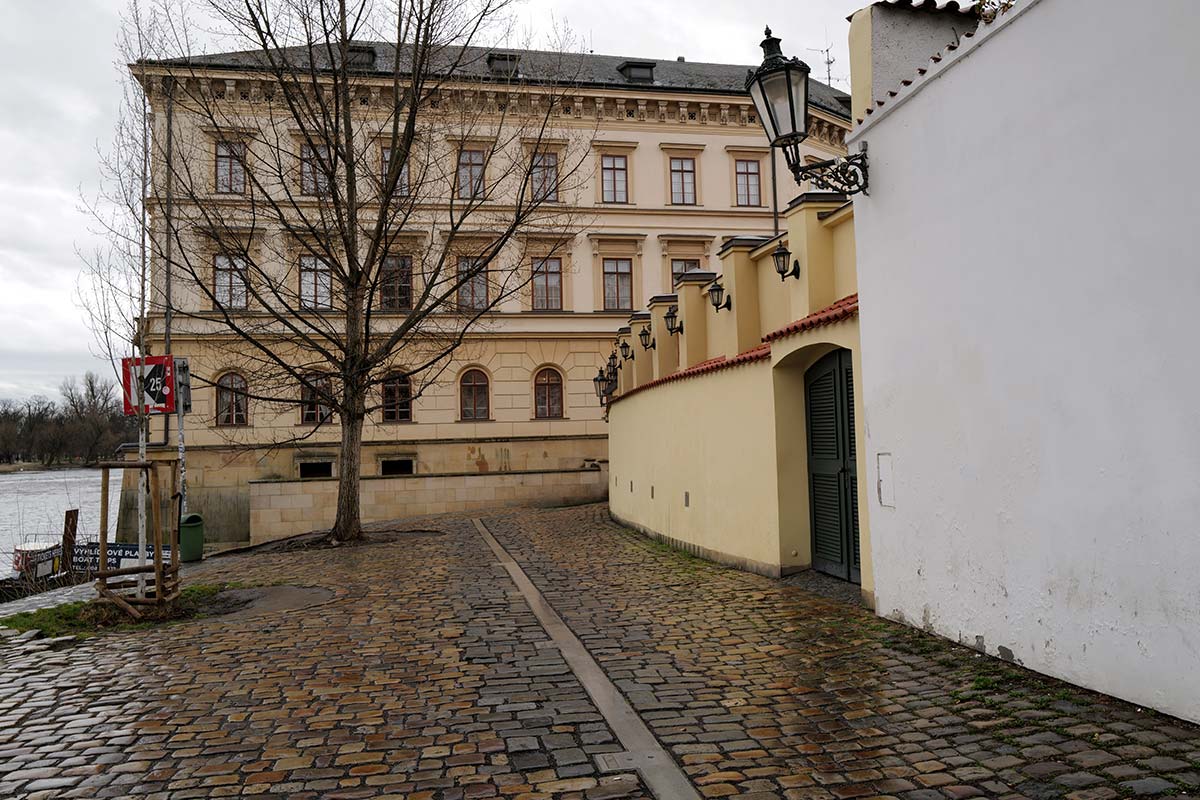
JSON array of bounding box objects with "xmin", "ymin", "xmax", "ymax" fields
[{"xmin": 2, "ymin": 504, "xmax": 1198, "ymax": 799}]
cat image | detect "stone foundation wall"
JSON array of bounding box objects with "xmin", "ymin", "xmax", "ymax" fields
[{"xmin": 248, "ymin": 465, "xmax": 608, "ymax": 543}]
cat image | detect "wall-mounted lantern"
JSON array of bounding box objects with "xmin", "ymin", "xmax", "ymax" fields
[
  {"xmin": 746, "ymin": 27, "xmax": 868, "ymax": 195},
  {"xmin": 619, "ymin": 340, "xmax": 634, "ymax": 361},
  {"xmin": 708, "ymin": 281, "xmax": 732, "ymax": 313},
  {"xmin": 772, "ymin": 242, "xmax": 799, "ymax": 281},
  {"xmin": 664, "ymin": 304, "xmax": 683, "ymax": 336},
  {"xmin": 638, "ymin": 325, "xmax": 656, "ymax": 351},
  {"xmin": 593, "ymin": 368, "xmax": 607, "ymax": 399},
  {"xmin": 607, "ymin": 351, "xmax": 619, "ymax": 371}
]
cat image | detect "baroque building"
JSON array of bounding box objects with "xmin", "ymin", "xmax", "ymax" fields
[{"xmin": 129, "ymin": 44, "xmax": 850, "ymax": 543}]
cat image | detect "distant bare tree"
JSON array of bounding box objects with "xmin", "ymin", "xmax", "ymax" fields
[{"xmin": 133, "ymin": 0, "xmax": 592, "ymax": 541}]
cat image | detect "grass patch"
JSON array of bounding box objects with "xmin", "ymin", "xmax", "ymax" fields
[{"xmin": 0, "ymin": 582, "xmax": 249, "ymax": 638}]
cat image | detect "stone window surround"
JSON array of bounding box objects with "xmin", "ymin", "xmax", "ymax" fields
[
  {"xmin": 660, "ymin": 142, "xmax": 706, "ymax": 207},
  {"xmin": 725, "ymin": 145, "xmax": 770, "ymax": 208},
  {"xmin": 657, "ymin": 233, "xmax": 714, "ymax": 292},
  {"xmin": 592, "ymin": 140, "xmax": 637, "ymax": 205},
  {"xmin": 588, "ymin": 233, "xmax": 646, "ymax": 313}
]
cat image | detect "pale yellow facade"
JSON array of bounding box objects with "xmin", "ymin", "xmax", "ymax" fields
[
  {"xmin": 130, "ymin": 48, "xmax": 851, "ymax": 542},
  {"xmin": 606, "ymin": 191, "xmax": 874, "ymax": 605}
]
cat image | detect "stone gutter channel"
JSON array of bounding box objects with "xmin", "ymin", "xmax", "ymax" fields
[{"xmin": 473, "ymin": 518, "xmax": 702, "ymax": 800}]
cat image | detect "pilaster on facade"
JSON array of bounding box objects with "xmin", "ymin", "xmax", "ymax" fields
[
  {"xmin": 673, "ymin": 272, "xmax": 716, "ymax": 370},
  {"xmin": 646, "ymin": 294, "xmax": 679, "ymax": 380}
]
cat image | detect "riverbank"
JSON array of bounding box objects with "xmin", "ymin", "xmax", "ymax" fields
[{"xmin": 0, "ymin": 463, "xmax": 100, "ymax": 474}]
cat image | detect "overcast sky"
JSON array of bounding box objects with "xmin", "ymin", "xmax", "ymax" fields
[{"xmin": 0, "ymin": 0, "xmax": 864, "ymax": 403}]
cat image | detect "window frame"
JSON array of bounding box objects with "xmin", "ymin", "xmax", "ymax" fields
[
  {"xmin": 213, "ymin": 254, "xmax": 249, "ymax": 310},
  {"xmin": 300, "ymin": 143, "xmax": 332, "ymax": 196},
  {"xmin": 380, "ymin": 145, "xmax": 410, "ymax": 197},
  {"xmin": 602, "ymin": 257, "xmax": 634, "ymax": 312},
  {"xmin": 215, "ymin": 372, "xmax": 249, "ymax": 427},
  {"xmin": 600, "ymin": 154, "xmax": 629, "ymax": 204},
  {"xmin": 214, "ymin": 140, "xmax": 246, "ymax": 195},
  {"xmin": 378, "ymin": 254, "xmax": 413, "ymax": 311},
  {"xmin": 670, "ymin": 258, "xmax": 701, "ymax": 284},
  {"xmin": 456, "ymin": 148, "xmax": 486, "ymax": 200},
  {"xmin": 531, "ymin": 151, "xmax": 559, "ymax": 203},
  {"xmin": 533, "ymin": 368, "xmax": 564, "ymax": 419},
  {"xmin": 299, "ymin": 254, "xmax": 333, "ymax": 310},
  {"xmin": 735, "ymin": 159, "xmax": 762, "ymax": 207},
  {"xmin": 380, "ymin": 374, "xmax": 412, "ymax": 423},
  {"xmin": 531, "ymin": 257, "xmax": 563, "ymax": 311},
  {"xmin": 300, "ymin": 375, "xmax": 335, "ymax": 425},
  {"xmin": 457, "ymin": 256, "xmax": 488, "ymax": 311},
  {"xmin": 459, "ymin": 369, "xmax": 490, "ymax": 421},
  {"xmin": 670, "ymin": 157, "xmax": 697, "ymax": 205}
]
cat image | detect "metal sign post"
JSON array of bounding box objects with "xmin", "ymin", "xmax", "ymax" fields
[{"xmin": 174, "ymin": 358, "xmax": 191, "ymax": 515}]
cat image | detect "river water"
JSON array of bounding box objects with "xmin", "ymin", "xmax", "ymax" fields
[{"xmin": 0, "ymin": 469, "xmax": 121, "ymax": 566}]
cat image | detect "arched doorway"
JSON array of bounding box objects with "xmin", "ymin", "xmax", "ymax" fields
[{"xmin": 804, "ymin": 348, "xmax": 860, "ymax": 584}]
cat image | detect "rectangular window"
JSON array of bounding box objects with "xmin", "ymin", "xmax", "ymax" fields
[
  {"xmin": 457, "ymin": 149, "xmax": 485, "ymax": 199},
  {"xmin": 215, "ymin": 141, "xmax": 245, "ymax": 194},
  {"xmin": 531, "ymin": 257, "xmax": 563, "ymax": 311},
  {"xmin": 301, "ymin": 143, "xmax": 331, "ymax": 195},
  {"xmin": 213, "ymin": 254, "xmax": 248, "ymax": 309},
  {"xmin": 670, "ymin": 157, "xmax": 696, "ymax": 205},
  {"xmin": 381, "ymin": 377, "xmax": 412, "ymax": 422},
  {"xmin": 299, "ymin": 255, "xmax": 332, "ymax": 310},
  {"xmin": 735, "ymin": 159, "xmax": 761, "ymax": 206},
  {"xmin": 457, "ymin": 256, "xmax": 488, "ymax": 310},
  {"xmin": 601, "ymin": 154, "xmax": 628, "ymax": 203},
  {"xmin": 603, "ymin": 258, "xmax": 633, "ymax": 311},
  {"xmin": 300, "ymin": 377, "xmax": 333, "ymax": 425},
  {"xmin": 670, "ymin": 258, "xmax": 700, "ymax": 284},
  {"xmin": 532, "ymin": 152, "xmax": 558, "ymax": 202},
  {"xmin": 379, "ymin": 255, "xmax": 412, "ymax": 310},
  {"xmin": 380, "ymin": 146, "xmax": 410, "ymax": 196}
]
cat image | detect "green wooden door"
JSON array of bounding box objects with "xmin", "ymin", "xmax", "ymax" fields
[{"xmin": 804, "ymin": 349, "xmax": 861, "ymax": 584}]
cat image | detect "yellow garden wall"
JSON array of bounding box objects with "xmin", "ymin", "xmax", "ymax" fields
[
  {"xmin": 248, "ymin": 465, "xmax": 608, "ymax": 543},
  {"xmin": 608, "ymin": 360, "xmax": 783, "ymax": 575}
]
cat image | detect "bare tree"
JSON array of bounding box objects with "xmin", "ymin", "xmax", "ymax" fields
[{"xmin": 131, "ymin": 0, "xmax": 592, "ymax": 542}]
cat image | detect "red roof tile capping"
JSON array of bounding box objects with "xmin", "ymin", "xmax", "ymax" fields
[
  {"xmin": 762, "ymin": 294, "xmax": 860, "ymax": 343},
  {"xmin": 607, "ymin": 344, "xmax": 772, "ymax": 405}
]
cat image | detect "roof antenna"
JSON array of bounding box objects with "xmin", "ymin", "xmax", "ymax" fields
[{"xmin": 808, "ymin": 37, "xmax": 836, "ymax": 87}]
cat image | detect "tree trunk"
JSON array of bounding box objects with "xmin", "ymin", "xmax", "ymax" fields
[{"xmin": 330, "ymin": 408, "xmax": 365, "ymax": 542}]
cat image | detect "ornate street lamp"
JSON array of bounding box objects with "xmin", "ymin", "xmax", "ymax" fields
[
  {"xmin": 638, "ymin": 325, "xmax": 656, "ymax": 351},
  {"xmin": 746, "ymin": 27, "xmax": 868, "ymax": 195},
  {"xmin": 772, "ymin": 242, "xmax": 799, "ymax": 281},
  {"xmin": 708, "ymin": 281, "xmax": 731, "ymax": 313},
  {"xmin": 593, "ymin": 368, "xmax": 607, "ymax": 399},
  {"xmin": 619, "ymin": 339, "xmax": 634, "ymax": 361},
  {"xmin": 607, "ymin": 351, "xmax": 619, "ymax": 371},
  {"xmin": 664, "ymin": 304, "xmax": 683, "ymax": 336}
]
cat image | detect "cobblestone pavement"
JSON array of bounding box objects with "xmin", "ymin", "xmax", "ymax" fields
[
  {"xmin": 1, "ymin": 504, "xmax": 1198, "ymax": 800},
  {"xmin": 0, "ymin": 581, "xmax": 99, "ymax": 618},
  {"xmin": 481, "ymin": 505, "xmax": 1200, "ymax": 800},
  {"xmin": 0, "ymin": 516, "xmax": 649, "ymax": 799}
]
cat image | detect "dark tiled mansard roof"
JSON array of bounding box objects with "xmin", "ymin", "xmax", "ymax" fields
[{"xmin": 150, "ymin": 42, "xmax": 852, "ymax": 121}]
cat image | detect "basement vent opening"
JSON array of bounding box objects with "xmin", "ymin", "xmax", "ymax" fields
[
  {"xmin": 299, "ymin": 460, "xmax": 334, "ymax": 479},
  {"xmin": 381, "ymin": 458, "xmax": 415, "ymax": 476}
]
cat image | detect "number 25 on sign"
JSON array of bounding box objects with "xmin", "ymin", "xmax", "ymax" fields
[{"xmin": 122, "ymin": 356, "xmax": 177, "ymax": 416}]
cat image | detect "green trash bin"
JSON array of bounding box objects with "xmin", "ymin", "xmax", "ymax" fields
[{"xmin": 179, "ymin": 513, "xmax": 204, "ymax": 562}]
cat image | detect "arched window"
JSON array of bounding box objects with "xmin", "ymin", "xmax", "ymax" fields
[
  {"xmin": 382, "ymin": 375, "xmax": 412, "ymax": 422},
  {"xmin": 534, "ymin": 368, "xmax": 564, "ymax": 419},
  {"xmin": 216, "ymin": 373, "xmax": 248, "ymax": 427},
  {"xmin": 460, "ymin": 369, "xmax": 489, "ymax": 421}
]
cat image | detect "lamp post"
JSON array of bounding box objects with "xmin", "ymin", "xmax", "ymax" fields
[{"xmin": 746, "ymin": 27, "xmax": 869, "ymax": 195}]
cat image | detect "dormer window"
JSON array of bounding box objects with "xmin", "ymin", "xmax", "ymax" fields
[
  {"xmin": 487, "ymin": 53, "xmax": 520, "ymax": 78},
  {"xmin": 618, "ymin": 60, "xmax": 655, "ymax": 83},
  {"xmin": 345, "ymin": 46, "xmax": 376, "ymax": 69}
]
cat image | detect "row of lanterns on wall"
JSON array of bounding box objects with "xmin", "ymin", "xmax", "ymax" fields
[{"xmin": 595, "ymin": 25, "xmax": 866, "ymax": 405}]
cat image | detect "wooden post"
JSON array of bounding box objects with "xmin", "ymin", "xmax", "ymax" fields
[
  {"xmin": 98, "ymin": 467, "xmax": 109, "ymax": 590},
  {"xmin": 149, "ymin": 465, "xmax": 164, "ymax": 602},
  {"xmin": 62, "ymin": 509, "xmax": 79, "ymax": 576}
]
